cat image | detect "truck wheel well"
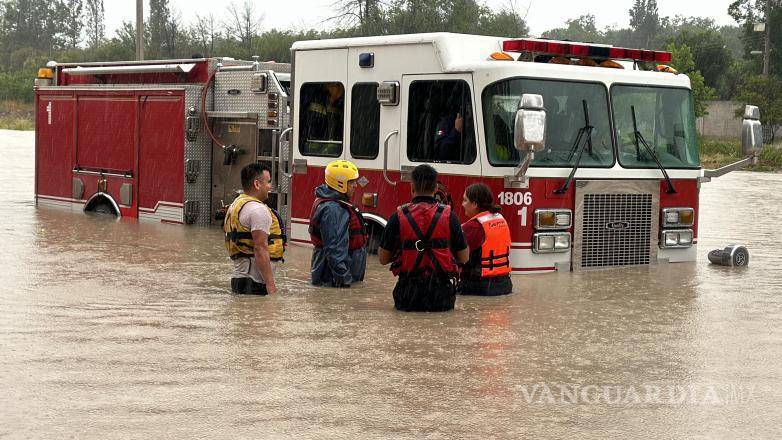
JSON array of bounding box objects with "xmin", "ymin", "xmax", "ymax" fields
[{"xmin": 84, "ymin": 193, "xmax": 120, "ymax": 216}]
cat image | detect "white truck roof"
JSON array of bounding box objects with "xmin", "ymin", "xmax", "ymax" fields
[{"xmin": 292, "ymin": 32, "xmax": 691, "ymax": 89}]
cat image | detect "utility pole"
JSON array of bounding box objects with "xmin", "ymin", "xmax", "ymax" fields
[
  {"xmin": 763, "ymin": 0, "xmax": 771, "ymax": 76},
  {"xmin": 136, "ymin": 0, "xmax": 144, "ymax": 61}
]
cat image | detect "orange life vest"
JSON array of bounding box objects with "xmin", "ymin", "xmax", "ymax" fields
[{"xmin": 471, "ymin": 211, "xmax": 511, "ymax": 278}]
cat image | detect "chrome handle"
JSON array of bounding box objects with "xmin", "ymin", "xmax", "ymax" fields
[
  {"xmin": 278, "ymin": 127, "xmax": 293, "ymax": 179},
  {"xmin": 383, "ymin": 130, "xmax": 399, "ymax": 186}
]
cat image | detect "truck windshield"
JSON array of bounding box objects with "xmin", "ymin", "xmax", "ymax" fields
[
  {"xmin": 482, "ymin": 78, "xmax": 613, "ymax": 167},
  {"xmin": 612, "ymin": 85, "xmax": 700, "ymax": 168}
]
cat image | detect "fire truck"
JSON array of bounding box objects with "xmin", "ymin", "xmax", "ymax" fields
[{"xmin": 33, "ymin": 33, "xmax": 763, "ymax": 272}]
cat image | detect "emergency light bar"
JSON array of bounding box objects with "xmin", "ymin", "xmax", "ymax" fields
[{"xmin": 503, "ymin": 39, "xmax": 672, "ymax": 63}]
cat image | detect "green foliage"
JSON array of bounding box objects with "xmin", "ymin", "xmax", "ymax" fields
[
  {"xmin": 667, "ymin": 43, "xmax": 716, "ymax": 117},
  {"xmin": 735, "ymin": 75, "xmax": 782, "ymax": 127},
  {"xmin": 666, "ymin": 29, "xmax": 732, "ymax": 90},
  {"xmin": 541, "ymin": 14, "xmax": 606, "ymax": 43},
  {"xmin": 0, "ymin": 71, "xmax": 35, "ymax": 102},
  {"xmin": 628, "ymin": 0, "xmax": 661, "ymax": 48},
  {"xmin": 700, "ymin": 136, "xmax": 782, "ymax": 171},
  {"xmin": 729, "ymin": 0, "xmax": 782, "ymax": 75}
]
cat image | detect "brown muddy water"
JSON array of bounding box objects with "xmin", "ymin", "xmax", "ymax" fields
[{"xmin": 1, "ymin": 129, "xmax": 782, "ymax": 438}]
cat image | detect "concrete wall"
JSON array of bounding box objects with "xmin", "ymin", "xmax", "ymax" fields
[
  {"xmin": 696, "ymin": 100, "xmax": 743, "ymax": 140},
  {"xmin": 697, "ymin": 100, "xmax": 782, "ymax": 141}
]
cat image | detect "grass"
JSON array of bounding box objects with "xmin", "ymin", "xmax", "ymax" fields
[
  {"xmin": 700, "ymin": 137, "xmax": 782, "ymax": 172},
  {"xmin": 0, "ymin": 100, "xmax": 34, "ymax": 131}
]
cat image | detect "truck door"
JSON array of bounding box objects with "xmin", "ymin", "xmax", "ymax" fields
[
  {"xmin": 344, "ymin": 47, "xmax": 403, "ymax": 234},
  {"xmin": 399, "ymin": 74, "xmax": 482, "ymax": 210},
  {"xmin": 289, "ymin": 49, "xmax": 348, "ymax": 244}
]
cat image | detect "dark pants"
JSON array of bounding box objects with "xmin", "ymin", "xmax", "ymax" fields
[
  {"xmin": 459, "ymin": 275, "xmax": 513, "ymax": 296},
  {"xmin": 231, "ymin": 277, "xmax": 268, "ymax": 295},
  {"xmin": 393, "ymin": 274, "xmax": 456, "ymax": 312}
]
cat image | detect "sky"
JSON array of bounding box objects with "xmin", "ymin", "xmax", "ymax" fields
[{"xmin": 104, "ymin": 0, "xmax": 740, "ymax": 38}]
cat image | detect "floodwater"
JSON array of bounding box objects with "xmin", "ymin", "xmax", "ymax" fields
[{"xmin": 1, "ymin": 129, "xmax": 782, "ymax": 439}]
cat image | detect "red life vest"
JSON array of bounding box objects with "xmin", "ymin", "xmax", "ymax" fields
[
  {"xmin": 393, "ymin": 201, "xmax": 456, "ymax": 277},
  {"xmin": 309, "ymin": 197, "xmax": 367, "ymax": 251},
  {"xmin": 470, "ymin": 211, "xmax": 511, "ymax": 278}
]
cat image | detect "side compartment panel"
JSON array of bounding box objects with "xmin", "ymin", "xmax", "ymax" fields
[
  {"xmin": 36, "ymin": 95, "xmax": 75, "ymax": 199},
  {"xmin": 76, "ymin": 96, "xmax": 136, "ymax": 171},
  {"xmin": 138, "ymin": 95, "xmax": 185, "ymax": 222}
]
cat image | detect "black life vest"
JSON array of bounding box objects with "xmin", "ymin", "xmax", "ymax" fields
[
  {"xmin": 309, "ymin": 197, "xmax": 367, "ymax": 251},
  {"xmin": 392, "ymin": 201, "xmax": 456, "ymax": 277}
]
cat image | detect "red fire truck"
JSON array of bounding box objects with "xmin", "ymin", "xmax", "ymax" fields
[{"xmin": 34, "ymin": 33, "xmax": 763, "ymax": 273}]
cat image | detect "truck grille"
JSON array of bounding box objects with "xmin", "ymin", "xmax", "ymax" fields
[{"xmin": 574, "ymin": 180, "xmax": 659, "ymax": 270}]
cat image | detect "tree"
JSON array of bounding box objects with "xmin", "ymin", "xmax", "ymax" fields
[
  {"xmin": 192, "ymin": 13, "xmax": 219, "ymax": 57},
  {"xmin": 735, "ymin": 74, "xmax": 782, "ymax": 138},
  {"xmin": 225, "ymin": 0, "xmax": 264, "ymax": 59},
  {"xmin": 541, "ymin": 14, "xmax": 604, "ymax": 43},
  {"xmin": 667, "ymin": 43, "xmax": 716, "ymax": 117},
  {"xmin": 0, "ymin": 0, "xmax": 68, "ymax": 56},
  {"xmin": 629, "ymin": 0, "xmax": 661, "ymax": 48},
  {"xmin": 62, "ymin": 0, "xmax": 82, "ymax": 49},
  {"xmin": 148, "ymin": 0, "xmax": 180, "ymax": 58},
  {"xmin": 729, "ymin": 0, "xmax": 782, "ymax": 75},
  {"xmin": 478, "ymin": 7, "xmax": 529, "ymax": 38},
  {"xmin": 330, "ymin": 0, "xmax": 383, "ymax": 34},
  {"xmin": 668, "ymin": 28, "xmax": 732, "ymax": 91},
  {"xmin": 83, "ymin": 0, "xmax": 105, "ymax": 48}
]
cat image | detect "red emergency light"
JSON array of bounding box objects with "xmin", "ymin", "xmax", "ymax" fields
[{"xmin": 503, "ymin": 38, "xmax": 672, "ymax": 64}]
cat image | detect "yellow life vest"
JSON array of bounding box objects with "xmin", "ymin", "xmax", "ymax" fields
[{"xmin": 224, "ymin": 194, "xmax": 286, "ymax": 261}]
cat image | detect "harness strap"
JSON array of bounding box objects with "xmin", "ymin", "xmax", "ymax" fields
[
  {"xmin": 401, "ymin": 204, "xmax": 446, "ymax": 274},
  {"xmin": 226, "ymin": 230, "xmax": 253, "ymax": 241}
]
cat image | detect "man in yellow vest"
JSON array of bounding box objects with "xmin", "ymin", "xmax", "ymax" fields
[{"xmin": 223, "ymin": 163, "xmax": 281, "ymax": 295}]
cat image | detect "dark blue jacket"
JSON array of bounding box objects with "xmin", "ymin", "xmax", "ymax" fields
[{"xmin": 310, "ymin": 184, "xmax": 367, "ymax": 287}]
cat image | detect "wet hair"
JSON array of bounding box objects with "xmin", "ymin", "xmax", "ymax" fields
[
  {"xmin": 411, "ymin": 164, "xmax": 438, "ymax": 194},
  {"xmin": 241, "ymin": 163, "xmax": 271, "ymax": 192},
  {"xmin": 465, "ymin": 183, "xmax": 501, "ymax": 214}
]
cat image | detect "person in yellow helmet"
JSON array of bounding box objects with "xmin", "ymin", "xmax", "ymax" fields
[{"xmin": 309, "ymin": 160, "xmax": 368, "ymax": 287}]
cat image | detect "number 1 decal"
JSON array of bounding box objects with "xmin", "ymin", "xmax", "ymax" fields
[
  {"xmin": 517, "ymin": 207, "xmax": 527, "ymax": 227},
  {"xmin": 498, "ymin": 191, "xmax": 532, "ymax": 227}
]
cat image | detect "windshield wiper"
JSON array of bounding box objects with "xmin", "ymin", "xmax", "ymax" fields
[
  {"xmin": 631, "ymin": 106, "xmax": 677, "ymax": 194},
  {"xmin": 555, "ymin": 100, "xmax": 593, "ymax": 194}
]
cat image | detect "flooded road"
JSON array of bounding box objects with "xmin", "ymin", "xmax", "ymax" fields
[{"xmin": 2, "ymin": 129, "xmax": 782, "ymax": 438}]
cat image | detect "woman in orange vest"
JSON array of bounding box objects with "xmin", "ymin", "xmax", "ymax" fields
[{"xmin": 460, "ymin": 183, "xmax": 513, "ymax": 296}]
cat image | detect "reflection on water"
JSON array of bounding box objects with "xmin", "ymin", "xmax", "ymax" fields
[{"xmin": 1, "ymin": 130, "xmax": 781, "ymax": 438}]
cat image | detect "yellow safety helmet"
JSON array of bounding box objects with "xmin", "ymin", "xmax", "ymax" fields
[{"xmin": 325, "ymin": 160, "xmax": 359, "ymax": 194}]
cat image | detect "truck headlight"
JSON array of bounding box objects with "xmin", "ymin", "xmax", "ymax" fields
[
  {"xmin": 535, "ymin": 209, "xmax": 572, "ymax": 229},
  {"xmin": 660, "ymin": 229, "xmax": 694, "ymax": 248},
  {"xmin": 533, "ymin": 232, "xmax": 571, "ymax": 253},
  {"xmin": 661, "ymin": 207, "xmax": 694, "ymax": 228}
]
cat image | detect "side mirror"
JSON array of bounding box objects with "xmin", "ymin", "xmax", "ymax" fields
[
  {"xmin": 514, "ymin": 94, "xmax": 546, "ymax": 152},
  {"xmin": 741, "ymin": 105, "xmax": 763, "ymax": 157}
]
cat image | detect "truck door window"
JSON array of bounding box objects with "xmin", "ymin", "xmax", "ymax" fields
[
  {"xmin": 350, "ymin": 83, "xmax": 380, "ymax": 160},
  {"xmin": 407, "ymin": 80, "xmax": 476, "ymax": 164},
  {"xmin": 298, "ymin": 82, "xmax": 344, "ymax": 157}
]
